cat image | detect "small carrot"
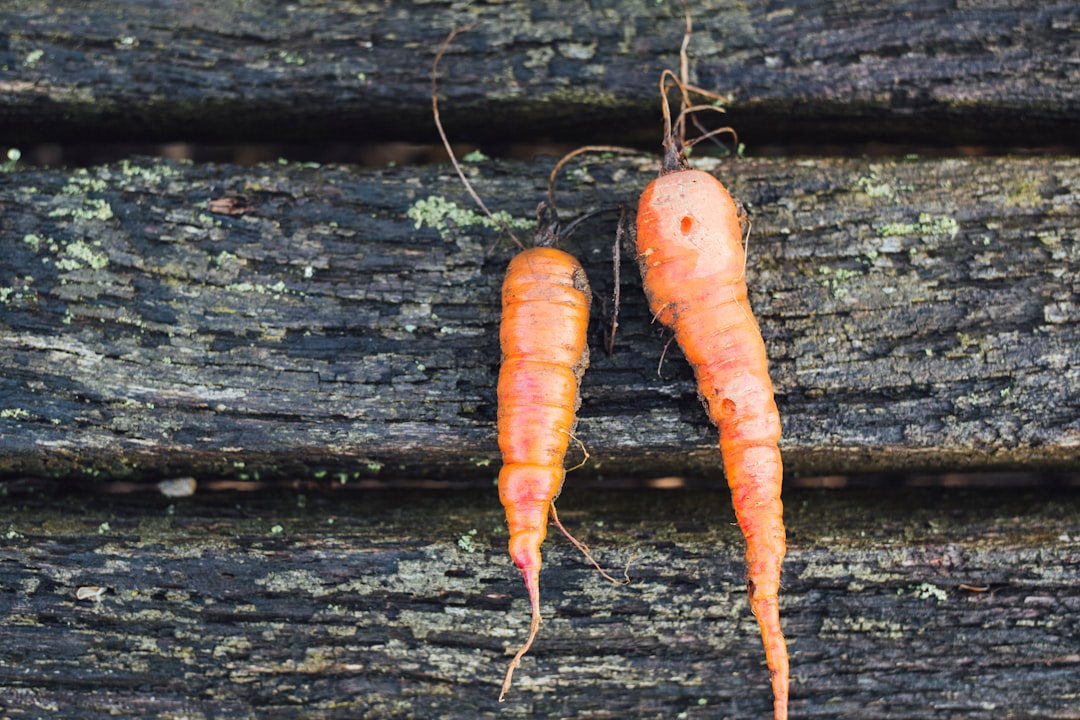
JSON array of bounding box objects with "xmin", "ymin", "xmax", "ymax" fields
[
  {"xmin": 634, "ymin": 9, "xmax": 789, "ymax": 720},
  {"xmin": 432, "ymin": 28, "xmax": 623, "ymax": 700},
  {"xmin": 496, "ymin": 235, "xmax": 591, "ymax": 700},
  {"xmin": 496, "ymin": 193, "xmax": 634, "ymax": 700}
]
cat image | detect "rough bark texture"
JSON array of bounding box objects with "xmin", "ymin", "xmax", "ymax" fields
[
  {"xmin": 0, "ymin": 0, "xmax": 1077, "ymax": 148},
  {"xmin": 2, "ymin": 155, "xmax": 1078, "ymax": 484},
  {"xmin": 0, "ymin": 488, "xmax": 1077, "ymax": 720}
]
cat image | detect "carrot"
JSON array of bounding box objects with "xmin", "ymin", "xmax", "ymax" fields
[
  {"xmin": 431, "ymin": 28, "xmax": 623, "ymax": 700},
  {"xmin": 637, "ymin": 168, "xmax": 788, "ymax": 718},
  {"xmin": 633, "ymin": 10, "xmax": 789, "ymax": 720},
  {"xmin": 496, "ymin": 237, "xmax": 591, "ymax": 700},
  {"xmin": 496, "ymin": 194, "xmax": 637, "ymax": 700}
]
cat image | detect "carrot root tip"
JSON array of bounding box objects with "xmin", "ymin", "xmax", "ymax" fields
[{"xmin": 498, "ymin": 609, "xmax": 542, "ymax": 701}]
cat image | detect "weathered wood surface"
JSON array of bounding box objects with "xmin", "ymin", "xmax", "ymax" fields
[
  {"xmin": 1, "ymin": 0, "xmax": 1077, "ymax": 148},
  {"xmin": 2, "ymin": 155, "xmax": 1078, "ymax": 483},
  {"xmin": 0, "ymin": 488, "xmax": 1076, "ymax": 719}
]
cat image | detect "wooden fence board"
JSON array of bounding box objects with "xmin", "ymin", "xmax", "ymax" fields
[
  {"xmin": 0, "ymin": 487, "xmax": 1077, "ymax": 719},
  {"xmin": 1, "ymin": 155, "xmax": 1078, "ymax": 483},
  {"xmin": 1, "ymin": 0, "xmax": 1076, "ymax": 147}
]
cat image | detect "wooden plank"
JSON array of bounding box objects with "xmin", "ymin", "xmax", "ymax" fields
[
  {"xmin": 1, "ymin": 0, "xmax": 1076, "ymax": 148},
  {"xmin": 0, "ymin": 487, "xmax": 1077, "ymax": 719},
  {"xmin": 1, "ymin": 154, "xmax": 1077, "ymax": 483}
]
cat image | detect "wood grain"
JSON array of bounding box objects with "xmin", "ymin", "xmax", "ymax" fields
[
  {"xmin": 1, "ymin": 0, "xmax": 1076, "ymax": 148},
  {"xmin": 2, "ymin": 155, "xmax": 1077, "ymax": 483},
  {"xmin": 0, "ymin": 488, "xmax": 1076, "ymax": 719}
]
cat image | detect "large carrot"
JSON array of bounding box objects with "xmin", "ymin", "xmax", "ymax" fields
[
  {"xmin": 496, "ymin": 237, "xmax": 591, "ymax": 700},
  {"xmin": 634, "ymin": 12, "xmax": 789, "ymax": 720},
  {"xmin": 637, "ymin": 166, "xmax": 788, "ymax": 717}
]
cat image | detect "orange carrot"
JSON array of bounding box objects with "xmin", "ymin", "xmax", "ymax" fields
[
  {"xmin": 432, "ymin": 27, "xmax": 622, "ymax": 700},
  {"xmin": 637, "ymin": 165, "xmax": 788, "ymax": 715},
  {"xmin": 496, "ymin": 240, "xmax": 591, "ymax": 700},
  {"xmin": 633, "ymin": 10, "xmax": 789, "ymax": 720},
  {"xmin": 637, "ymin": 161, "xmax": 789, "ymax": 720}
]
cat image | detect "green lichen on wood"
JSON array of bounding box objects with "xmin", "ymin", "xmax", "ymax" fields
[{"xmin": 406, "ymin": 195, "xmax": 532, "ymax": 236}]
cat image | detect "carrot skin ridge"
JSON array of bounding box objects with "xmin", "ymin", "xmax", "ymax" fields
[
  {"xmin": 497, "ymin": 247, "xmax": 591, "ymax": 700},
  {"xmin": 635, "ymin": 169, "xmax": 789, "ymax": 719}
]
